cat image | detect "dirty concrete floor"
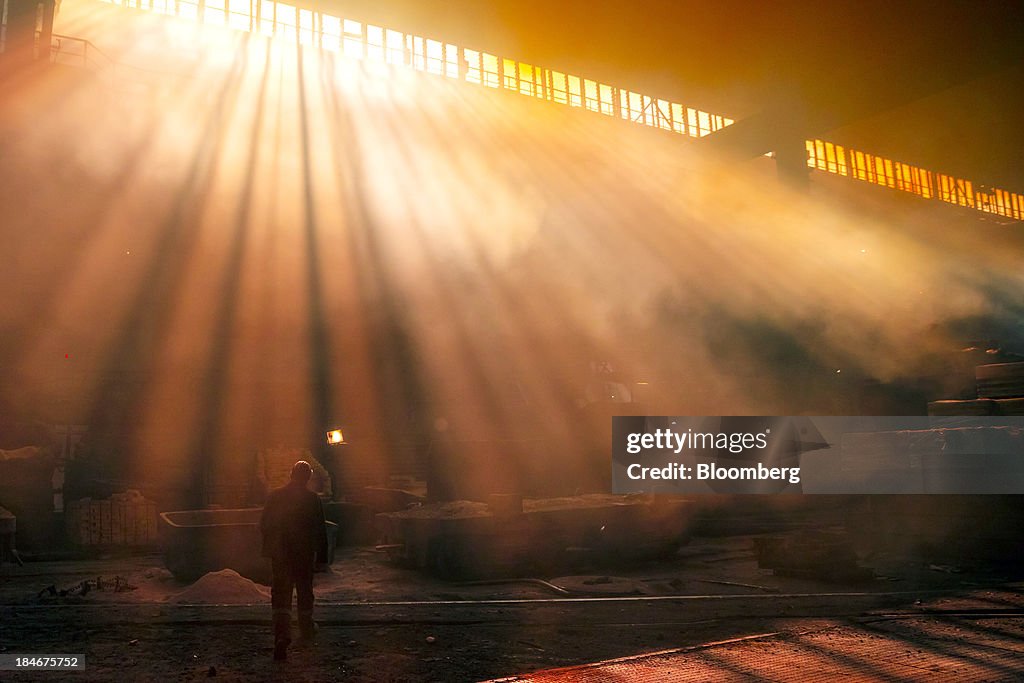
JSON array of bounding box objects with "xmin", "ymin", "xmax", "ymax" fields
[{"xmin": 2, "ymin": 536, "xmax": 1022, "ymax": 682}]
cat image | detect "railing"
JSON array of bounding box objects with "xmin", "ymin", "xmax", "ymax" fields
[
  {"xmin": 45, "ymin": 31, "xmax": 191, "ymax": 93},
  {"xmin": 49, "ymin": 33, "xmax": 115, "ymax": 71}
]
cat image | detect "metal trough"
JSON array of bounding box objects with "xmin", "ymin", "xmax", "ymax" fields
[
  {"xmin": 377, "ymin": 494, "xmax": 692, "ymax": 579},
  {"xmin": 159, "ymin": 507, "xmax": 336, "ymax": 584}
]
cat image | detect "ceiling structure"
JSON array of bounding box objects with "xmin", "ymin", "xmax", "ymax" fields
[{"xmin": 324, "ymin": 0, "xmax": 1024, "ymax": 190}]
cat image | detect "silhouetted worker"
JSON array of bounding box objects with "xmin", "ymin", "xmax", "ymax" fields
[{"xmin": 260, "ymin": 460, "xmax": 328, "ymax": 661}]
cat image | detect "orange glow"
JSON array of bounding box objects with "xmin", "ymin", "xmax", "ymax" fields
[
  {"xmin": 75, "ymin": 0, "xmax": 1022, "ymax": 224},
  {"xmin": 9, "ymin": 0, "xmax": 1024, "ymax": 509},
  {"xmin": 90, "ymin": 0, "xmax": 733, "ymax": 142},
  {"xmin": 807, "ymin": 139, "xmax": 1023, "ymax": 221}
]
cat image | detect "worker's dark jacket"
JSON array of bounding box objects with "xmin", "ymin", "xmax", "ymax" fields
[{"xmin": 260, "ymin": 481, "xmax": 328, "ymax": 563}]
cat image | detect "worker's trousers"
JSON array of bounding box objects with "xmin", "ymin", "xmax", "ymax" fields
[{"xmin": 271, "ymin": 556, "xmax": 315, "ymax": 643}]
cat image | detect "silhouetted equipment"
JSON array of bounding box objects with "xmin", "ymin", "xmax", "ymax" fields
[
  {"xmin": 0, "ymin": 506, "xmax": 24, "ymax": 567},
  {"xmin": 159, "ymin": 507, "xmax": 337, "ymax": 583},
  {"xmin": 0, "ymin": 447, "xmax": 55, "ymax": 551},
  {"xmin": 852, "ymin": 358, "xmax": 1024, "ymax": 563},
  {"xmin": 976, "ymin": 362, "xmax": 1024, "ymax": 400},
  {"xmin": 376, "ymin": 495, "xmax": 691, "ymax": 580},
  {"xmin": 755, "ymin": 530, "xmax": 872, "ymax": 582}
]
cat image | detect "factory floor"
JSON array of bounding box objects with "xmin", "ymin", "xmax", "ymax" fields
[
  {"xmin": 1, "ymin": 536, "xmax": 1022, "ymax": 681},
  {"xmin": 487, "ymin": 601, "xmax": 1024, "ymax": 682}
]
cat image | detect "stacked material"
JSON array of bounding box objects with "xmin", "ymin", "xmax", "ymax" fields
[
  {"xmin": 928, "ymin": 362, "xmax": 1024, "ymax": 417},
  {"xmin": 928, "ymin": 398, "xmax": 1024, "ymax": 416},
  {"xmin": 841, "ymin": 427, "xmax": 1024, "ymax": 494},
  {"xmin": 65, "ymin": 490, "xmax": 158, "ymax": 546},
  {"xmin": 976, "ymin": 362, "xmax": 1024, "ymax": 399}
]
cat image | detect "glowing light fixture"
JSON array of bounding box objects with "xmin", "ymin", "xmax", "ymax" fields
[{"xmin": 326, "ymin": 428, "xmax": 347, "ymax": 445}]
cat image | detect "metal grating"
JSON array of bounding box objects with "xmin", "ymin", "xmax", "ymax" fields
[{"xmin": 488, "ymin": 617, "xmax": 1024, "ymax": 682}]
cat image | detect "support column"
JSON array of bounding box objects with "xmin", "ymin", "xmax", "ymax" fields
[
  {"xmin": 774, "ymin": 131, "xmax": 811, "ymax": 192},
  {"xmin": 1, "ymin": 0, "xmax": 56, "ymax": 71},
  {"xmin": 3, "ymin": 0, "xmax": 39, "ymax": 71}
]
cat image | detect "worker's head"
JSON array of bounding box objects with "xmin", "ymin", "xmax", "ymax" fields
[{"xmin": 290, "ymin": 460, "xmax": 313, "ymax": 483}]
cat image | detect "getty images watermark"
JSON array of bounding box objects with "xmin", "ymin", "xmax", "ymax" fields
[
  {"xmin": 612, "ymin": 416, "xmax": 1024, "ymax": 494},
  {"xmin": 624, "ymin": 425, "xmax": 800, "ymax": 485}
]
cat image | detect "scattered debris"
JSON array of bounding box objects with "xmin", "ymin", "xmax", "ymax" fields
[
  {"xmin": 694, "ymin": 578, "xmax": 780, "ymax": 593},
  {"xmin": 459, "ymin": 578, "xmax": 571, "ymax": 596},
  {"xmin": 547, "ymin": 575, "xmax": 646, "ymax": 596},
  {"xmin": 129, "ymin": 639, "xmax": 138, "ymax": 646},
  {"xmin": 583, "ymin": 576, "xmax": 612, "ymax": 585},
  {"xmin": 701, "ymin": 552, "xmax": 757, "ymax": 563},
  {"xmin": 425, "ymin": 636, "xmax": 436, "ymax": 644},
  {"xmin": 37, "ymin": 575, "xmax": 138, "ymax": 599},
  {"xmin": 104, "ymin": 576, "xmax": 138, "ymax": 592},
  {"xmin": 143, "ymin": 568, "xmax": 174, "ymax": 581}
]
